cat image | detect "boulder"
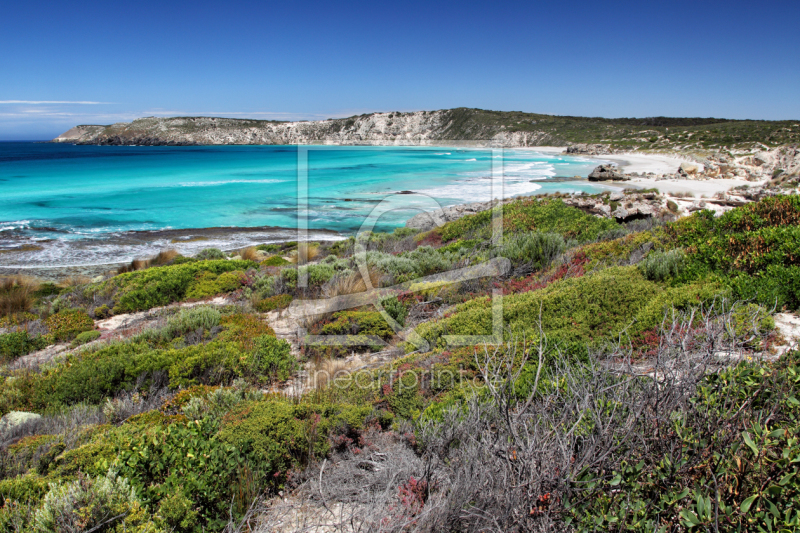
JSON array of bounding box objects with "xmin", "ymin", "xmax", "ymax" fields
[
  {"xmin": 611, "ymin": 207, "xmax": 629, "ymax": 219},
  {"xmin": 609, "ymin": 192, "xmax": 624, "ymax": 201},
  {"xmin": 679, "ymin": 162, "xmax": 700, "ymax": 175},
  {"xmin": 753, "ymin": 152, "xmax": 773, "ymax": 167},
  {"xmin": 565, "ymin": 144, "xmax": 611, "ymax": 156},
  {"xmin": 595, "ymin": 203, "xmax": 612, "ymax": 217},
  {"xmin": 588, "ymin": 165, "xmax": 627, "ymax": 181}
]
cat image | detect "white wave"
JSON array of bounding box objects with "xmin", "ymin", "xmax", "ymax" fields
[
  {"xmin": 464, "ymin": 158, "xmax": 477, "ymax": 161},
  {"xmin": 177, "ymin": 179, "xmax": 284, "ymax": 188},
  {"xmin": 433, "ymin": 152, "xmax": 451, "ymax": 155},
  {"xmin": 0, "ymin": 220, "xmax": 31, "ymax": 231},
  {"xmin": 415, "ymin": 178, "xmax": 542, "ymax": 200}
]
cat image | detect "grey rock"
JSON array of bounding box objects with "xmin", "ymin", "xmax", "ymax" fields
[
  {"xmin": 588, "ymin": 165, "xmax": 627, "ymax": 181},
  {"xmin": 611, "ymin": 207, "xmax": 629, "ymax": 219}
]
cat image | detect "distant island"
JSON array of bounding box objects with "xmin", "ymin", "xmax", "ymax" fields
[{"xmin": 53, "ymin": 107, "xmax": 800, "ymax": 150}]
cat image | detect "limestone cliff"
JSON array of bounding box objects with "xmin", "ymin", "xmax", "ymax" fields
[{"xmin": 52, "ymin": 110, "xmax": 556, "ymax": 147}]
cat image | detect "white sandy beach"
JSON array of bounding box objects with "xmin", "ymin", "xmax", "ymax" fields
[{"xmin": 529, "ymin": 147, "xmax": 763, "ymax": 197}]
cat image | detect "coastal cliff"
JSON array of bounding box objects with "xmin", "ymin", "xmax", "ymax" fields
[
  {"xmin": 53, "ymin": 110, "xmax": 553, "ymax": 147},
  {"xmin": 52, "ymin": 108, "xmax": 800, "ymax": 149}
]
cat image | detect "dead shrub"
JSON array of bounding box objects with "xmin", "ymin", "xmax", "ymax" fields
[
  {"xmin": 239, "ymin": 247, "xmax": 260, "ymax": 262},
  {"xmin": 0, "ymin": 276, "xmax": 36, "ymax": 318},
  {"xmin": 289, "ymin": 243, "xmax": 320, "ymax": 264}
]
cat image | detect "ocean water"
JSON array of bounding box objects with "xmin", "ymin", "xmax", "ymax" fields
[{"xmin": 0, "ymin": 143, "xmax": 610, "ymax": 267}]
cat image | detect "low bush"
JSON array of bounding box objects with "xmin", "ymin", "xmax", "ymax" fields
[
  {"xmin": 0, "ymin": 331, "xmax": 47, "ymax": 362},
  {"xmin": 382, "ymin": 296, "xmax": 408, "ymax": 327},
  {"xmin": 71, "ymin": 330, "xmax": 101, "ymax": 347},
  {"xmin": 245, "ymin": 335, "xmax": 296, "ymax": 382},
  {"xmin": 638, "ymin": 248, "xmax": 686, "ymax": 281},
  {"xmin": 255, "ymin": 294, "xmax": 293, "ymax": 313},
  {"xmin": 416, "ymin": 267, "xmax": 662, "ymax": 351},
  {"xmin": 498, "ymin": 231, "xmax": 567, "ymax": 271},
  {"xmin": 260, "ymin": 255, "xmax": 290, "ymax": 267},
  {"xmin": 103, "ymin": 259, "xmax": 255, "ymax": 313},
  {"xmin": 116, "ymin": 418, "xmax": 245, "ymax": 531},
  {"xmin": 439, "ymin": 197, "xmax": 619, "ymax": 242},
  {"xmin": 195, "ymin": 248, "xmax": 225, "ymax": 260},
  {"xmin": 321, "ymin": 311, "xmax": 395, "ymax": 341},
  {"xmin": 45, "ymin": 308, "xmax": 94, "ymax": 342},
  {"xmin": 32, "ymin": 470, "xmax": 154, "ymax": 532},
  {"xmin": 185, "ymin": 270, "xmax": 245, "ymax": 300}
]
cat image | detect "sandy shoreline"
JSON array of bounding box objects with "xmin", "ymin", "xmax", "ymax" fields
[{"xmin": 524, "ymin": 146, "xmax": 761, "ymax": 196}]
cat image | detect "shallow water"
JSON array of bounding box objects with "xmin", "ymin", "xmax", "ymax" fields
[{"xmin": 0, "ymin": 143, "xmax": 610, "ymax": 267}]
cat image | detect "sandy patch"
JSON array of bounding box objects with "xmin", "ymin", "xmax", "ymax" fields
[
  {"xmin": 598, "ymin": 153, "xmax": 688, "ymax": 175},
  {"xmin": 625, "ymin": 177, "xmax": 767, "ymax": 196}
]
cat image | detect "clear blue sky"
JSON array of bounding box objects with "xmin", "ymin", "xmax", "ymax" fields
[{"xmin": 2, "ymin": 0, "xmax": 799, "ymax": 139}]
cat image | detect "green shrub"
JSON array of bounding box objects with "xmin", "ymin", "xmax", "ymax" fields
[
  {"xmin": 45, "ymin": 309, "xmax": 94, "ymax": 342},
  {"xmin": 104, "ymin": 259, "xmax": 254, "ymax": 313},
  {"xmin": 116, "ymin": 418, "xmax": 244, "ymax": 530},
  {"xmin": 185, "ymin": 270, "xmax": 245, "ymax": 300},
  {"xmin": 382, "ymin": 296, "xmax": 408, "ymax": 326},
  {"xmin": 260, "ymin": 255, "xmax": 290, "ymax": 266},
  {"xmin": 281, "ymin": 264, "xmax": 336, "ymax": 289},
  {"xmin": 638, "ymin": 248, "xmax": 686, "ymax": 281},
  {"xmin": 255, "ymin": 294, "xmax": 293, "ymax": 313},
  {"xmin": 440, "ymin": 197, "xmax": 618, "ymax": 242},
  {"xmin": 71, "ymin": 330, "xmax": 101, "ymax": 347},
  {"xmin": 0, "ymin": 473, "xmax": 49, "ymax": 506},
  {"xmin": 416, "ymin": 267, "xmax": 662, "ymax": 350},
  {"xmin": 256, "ymin": 244, "xmax": 280, "ymax": 253},
  {"xmin": 0, "ymin": 331, "xmax": 47, "ymax": 362},
  {"xmin": 32, "ymin": 470, "xmax": 154, "ymax": 533},
  {"xmin": 247, "ymin": 335, "xmax": 296, "ymax": 382},
  {"xmin": 162, "ymin": 306, "xmax": 222, "ymax": 339},
  {"xmin": 498, "ymin": 231, "xmax": 567, "ymax": 270},
  {"xmin": 217, "ymin": 400, "xmax": 372, "ymax": 482},
  {"xmin": 217, "ymin": 400, "xmax": 306, "ymax": 482},
  {"xmin": 195, "ymin": 248, "xmax": 225, "ymax": 260},
  {"xmin": 167, "ymin": 342, "xmax": 245, "ymax": 388},
  {"xmin": 321, "ymin": 311, "xmax": 395, "ymax": 341}
]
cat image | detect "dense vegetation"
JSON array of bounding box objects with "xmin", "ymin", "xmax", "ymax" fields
[
  {"xmin": 1, "ymin": 193, "xmax": 799, "ymax": 531},
  {"xmin": 435, "ymin": 108, "xmax": 800, "ymax": 150}
]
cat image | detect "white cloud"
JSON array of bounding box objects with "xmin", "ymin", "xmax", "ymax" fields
[{"xmin": 0, "ymin": 100, "xmax": 111, "ymax": 105}]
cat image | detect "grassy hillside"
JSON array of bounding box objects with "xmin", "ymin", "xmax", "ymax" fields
[
  {"xmin": 437, "ymin": 107, "xmax": 800, "ymax": 149},
  {"xmin": 1, "ymin": 195, "xmax": 799, "ymax": 531}
]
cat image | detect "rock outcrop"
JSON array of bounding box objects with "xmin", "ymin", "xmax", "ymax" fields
[
  {"xmin": 588, "ymin": 164, "xmax": 628, "ymax": 181},
  {"xmin": 52, "ymin": 111, "xmax": 562, "ymax": 148},
  {"xmin": 564, "ymin": 143, "xmax": 611, "ymax": 155}
]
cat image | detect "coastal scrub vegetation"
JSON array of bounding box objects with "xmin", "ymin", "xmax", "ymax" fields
[{"xmin": 1, "ymin": 194, "xmax": 800, "ymax": 531}]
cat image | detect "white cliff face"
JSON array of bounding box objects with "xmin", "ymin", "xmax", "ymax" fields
[{"xmin": 53, "ymin": 111, "xmax": 468, "ymax": 146}]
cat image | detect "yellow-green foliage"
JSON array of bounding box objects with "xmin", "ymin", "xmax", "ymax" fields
[
  {"xmin": 185, "ymin": 270, "xmax": 245, "ymax": 300},
  {"xmin": 416, "ymin": 267, "xmax": 662, "ymax": 350},
  {"xmin": 439, "ymin": 197, "xmax": 619, "ymax": 242},
  {"xmin": 45, "ymin": 308, "xmax": 94, "ymax": 342},
  {"xmin": 0, "ymin": 331, "xmax": 47, "ymax": 363},
  {"xmin": 0, "ymin": 473, "xmax": 50, "ymax": 505},
  {"xmin": 254, "ymin": 293, "xmax": 293, "ymax": 313},
  {"xmin": 581, "ymin": 228, "xmax": 665, "ymax": 269},
  {"xmin": 218, "ymin": 313, "xmax": 276, "ymax": 351},
  {"xmin": 100, "ymin": 259, "xmax": 254, "ymax": 313},
  {"xmin": 217, "ymin": 399, "xmax": 372, "ymax": 479},
  {"xmin": 321, "ymin": 310, "xmax": 395, "ymax": 340},
  {"xmin": 260, "ymin": 255, "xmax": 290, "ymax": 267}
]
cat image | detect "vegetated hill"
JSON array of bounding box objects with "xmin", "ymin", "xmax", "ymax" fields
[
  {"xmin": 2, "ymin": 194, "xmax": 800, "ymax": 531},
  {"xmin": 52, "ymin": 107, "xmax": 800, "ymax": 150}
]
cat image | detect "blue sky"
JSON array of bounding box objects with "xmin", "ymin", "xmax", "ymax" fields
[{"xmin": 2, "ymin": 0, "xmax": 799, "ymax": 139}]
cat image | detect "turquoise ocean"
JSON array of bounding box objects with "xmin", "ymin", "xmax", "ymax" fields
[{"xmin": 0, "ymin": 143, "xmax": 612, "ymax": 268}]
